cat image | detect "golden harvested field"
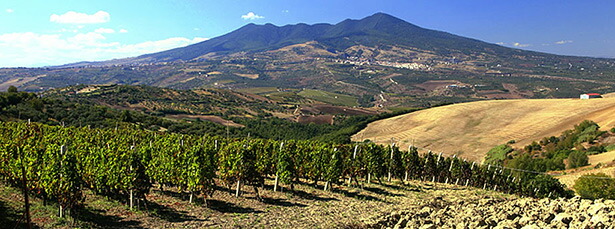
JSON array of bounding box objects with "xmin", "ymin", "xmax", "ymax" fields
[
  {"xmin": 353, "ymin": 98, "xmax": 615, "ymax": 162},
  {"xmin": 588, "ymin": 150, "xmax": 615, "ymax": 165},
  {"xmin": 556, "ymin": 166, "xmax": 615, "ymax": 189},
  {"xmin": 554, "ymin": 150, "xmax": 615, "ymax": 188}
]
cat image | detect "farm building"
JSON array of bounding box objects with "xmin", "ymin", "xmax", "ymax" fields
[{"xmin": 580, "ymin": 93, "xmax": 602, "ymax": 99}]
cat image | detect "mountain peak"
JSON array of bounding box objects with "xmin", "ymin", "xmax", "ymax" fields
[
  {"xmin": 135, "ymin": 12, "xmax": 503, "ymax": 62},
  {"xmin": 365, "ymin": 12, "xmax": 404, "ymax": 21}
]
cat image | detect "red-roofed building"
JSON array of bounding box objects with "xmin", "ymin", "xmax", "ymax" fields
[{"xmin": 580, "ymin": 93, "xmax": 602, "ymax": 99}]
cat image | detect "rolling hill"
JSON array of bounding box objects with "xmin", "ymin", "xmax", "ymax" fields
[{"xmin": 352, "ymin": 97, "xmax": 615, "ymax": 162}]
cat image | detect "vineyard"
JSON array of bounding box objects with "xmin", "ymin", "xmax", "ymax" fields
[{"xmin": 0, "ymin": 121, "xmax": 572, "ymax": 220}]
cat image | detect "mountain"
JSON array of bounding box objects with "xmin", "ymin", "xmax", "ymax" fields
[
  {"xmin": 135, "ymin": 13, "xmax": 514, "ymax": 62},
  {"xmin": 2, "ymin": 13, "xmax": 615, "ymax": 109}
]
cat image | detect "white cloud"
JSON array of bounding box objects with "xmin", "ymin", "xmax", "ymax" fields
[
  {"xmin": 241, "ymin": 12, "xmax": 264, "ymax": 20},
  {"xmin": 94, "ymin": 28, "xmax": 115, "ymax": 34},
  {"xmin": 554, "ymin": 40, "xmax": 573, "ymax": 45},
  {"xmin": 6, "ymin": 9, "xmax": 14, "ymax": 13},
  {"xmin": 50, "ymin": 11, "xmax": 110, "ymax": 24},
  {"xmin": 513, "ymin": 42, "xmax": 530, "ymax": 48},
  {"xmin": 119, "ymin": 29, "xmax": 128, "ymax": 33},
  {"xmin": 58, "ymin": 28, "xmax": 79, "ymax": 33},
  {"xmin": 0, "ymin": 32, "xmax": 208, "ymax": 67},
  {"xmin": 282, "ymin": 10, "xmax": 289, "ymax": 13},
  {"xmin": 495, "ymin": 42, "xmax": 505, "ymax": 45}
]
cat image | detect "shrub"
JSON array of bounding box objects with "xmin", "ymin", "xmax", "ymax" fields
[
  {"xmin": 524, "ymin": 141, "xmax": 542, "ymax": 153},
  {"xmin": 484, "ymin": 144, "xmax": 513, "ymax": 166},
  {"xmin": 567, "ymin": 151, "xmax": 589, "ymax": 169},
  {"xmin": 573, "ymin": 173, "xmax": 615, "ymax": 199},
  {"xmin": 586, "ymin": 145, "xmax": 606, "ymax": 154}
]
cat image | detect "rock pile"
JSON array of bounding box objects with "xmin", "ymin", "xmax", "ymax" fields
[{"xmin": 370, "ymin": 196, "xmax": 615, "ymax": 229}]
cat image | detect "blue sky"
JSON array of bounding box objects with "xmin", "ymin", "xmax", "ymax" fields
[{"xmin": 1, "ymin": 0, "xmax": 614, "ymax": 67}]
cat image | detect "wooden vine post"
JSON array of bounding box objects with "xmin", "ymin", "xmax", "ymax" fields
[
  {"xmin": 387, "ymin": 143, "xmax": 395, "ymax": 182},
  {"xmin": 348, "ymin": 144, "xmax": 359, "ymax": 186},
  {"xmin": 59, "ymin": 145, "xmax": 65, "ymax": 218},
  {"xmin": 129, "ymin": 146, "xmax": 135, "ymax": 209},
  {"xmin": 404, "ymin": 145, "xmax": 412, "ymax": 182},
  {"xmin": 274, "ymin": 142, "xmax": 283, "ymax": 192},
  {"xmin": 235, "ymin": 179, "xmax": 241, "ymax": 197},
  {"xmin": 21, "ymin": 158, "xmax": 32, "ymax": 229}
]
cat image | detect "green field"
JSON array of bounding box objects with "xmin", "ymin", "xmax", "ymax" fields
[
  {"xmin": 235, "ymin": 87, "xmax": 280, "ymax": 94},
  {"xmin": 298, "ymin": 89, "xmax": 358, "ymax": 106}
]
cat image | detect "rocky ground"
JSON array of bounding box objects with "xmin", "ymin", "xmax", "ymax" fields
[
  {"xmin": 2, "ymin": 178, "xmax": 614, "ymax": 228},
  {"xmin": 368, "ymin": 195, "xmax": 615, "ymax": 229}
]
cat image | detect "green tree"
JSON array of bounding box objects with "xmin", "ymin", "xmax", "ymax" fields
[
  {"xmin": 567, "ymin": 151, "xmax": 588, "ymax": 169},
  {"xmin": 484, "ymin": 144, "xmax": 513, "ymax": 166},
  {"xmin": 7, "ymin": 85, "xmax": 17, "ymax": 93},
  {"xmin": 573, "ymin": 173, "xmax": 615, "ymax": 199}
]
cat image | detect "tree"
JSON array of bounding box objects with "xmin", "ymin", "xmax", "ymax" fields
[
  {"xmin": 573, "ymin": 173, "xmax": 615, "ymax": 199},
  {"xmin": 484, "ymin": 144, "xmax": 513, "ymax": 166},
  {"xmin": 7, "ymin": 85, "xmax": 17, "ymax": 93},
  {"xmin": 567, "ymin": 151, "xmax": 588, "ymax": 169},
  {"xmin": 524, "ymin": 141, "xmax": 542, "ymax": 153}
]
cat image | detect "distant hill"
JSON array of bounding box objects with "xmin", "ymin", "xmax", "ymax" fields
[
  {"xmin": 353, "ymin": 98, "xmax": 615, "ymax": 162},
  {"xmin": 2, "ymin": 13, "xmax": 615, "ymax": 109}
]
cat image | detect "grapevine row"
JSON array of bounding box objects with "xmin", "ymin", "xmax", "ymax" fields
[{"xmin": 0, "ymin": 121, "xmax": 572, "ymax": 216}]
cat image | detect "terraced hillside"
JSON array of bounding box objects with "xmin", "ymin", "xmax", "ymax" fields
[{"xmin": 353, "ymin": 98, "xmax": 615, "ymax": 162}]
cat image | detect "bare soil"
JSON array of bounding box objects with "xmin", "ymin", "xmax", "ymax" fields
[
  {"xmin": 0, "ymin": 178, "xmax": 511, "ymax": 229},
  {"xmin": 296, "ymin": 115, "xmax": 334, "ymax": 125}
]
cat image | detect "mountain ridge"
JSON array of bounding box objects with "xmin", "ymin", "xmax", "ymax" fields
[
  {"xmin": 61, "ymin": 12, "xmax": 590, "ymax": 69},
  {"xmin": 135, "ymin": 12, "xmax": 520, "ymax": 63}
]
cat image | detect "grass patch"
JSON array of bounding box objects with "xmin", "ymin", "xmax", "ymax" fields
[
  {"xmin": 265, "ymin": 91, "xmax": 305, "ymax": 103},
  {"xmin": 298, "ymin": 89, "xmax": 358, "ymax": 106},
  {"xmin": 235, "ymin": 87, "xmax": 279, "ymax": 94}
]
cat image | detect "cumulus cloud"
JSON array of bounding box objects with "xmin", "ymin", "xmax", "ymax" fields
[
  {"xmin": 0, "ymin": 32, "xmax": 207, "ymax": 67},
  {"xmin": 94, "ymin": 28, "xmax": 115, "ymax": 34},
  {"xmin": 513, "ymin": 42, "xmax": 530, "ymax": 48},
  {"xmin": 6, "ymin": 9, "xmax": 14, "ymax": 13},
  {"xmin": 50, "ymin": 11, "xmax": 111, "ymax": 24},
  {"xmin": 241, "ymin": 12, "xmax": 264, "ymax": 20},
  {"xmin": 119, "ymin": 29, "xmax": 128, "ymax": 33},
  {"xmin": 554, "ymin": 40, "xmax": 573, "ymax": 45}
]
